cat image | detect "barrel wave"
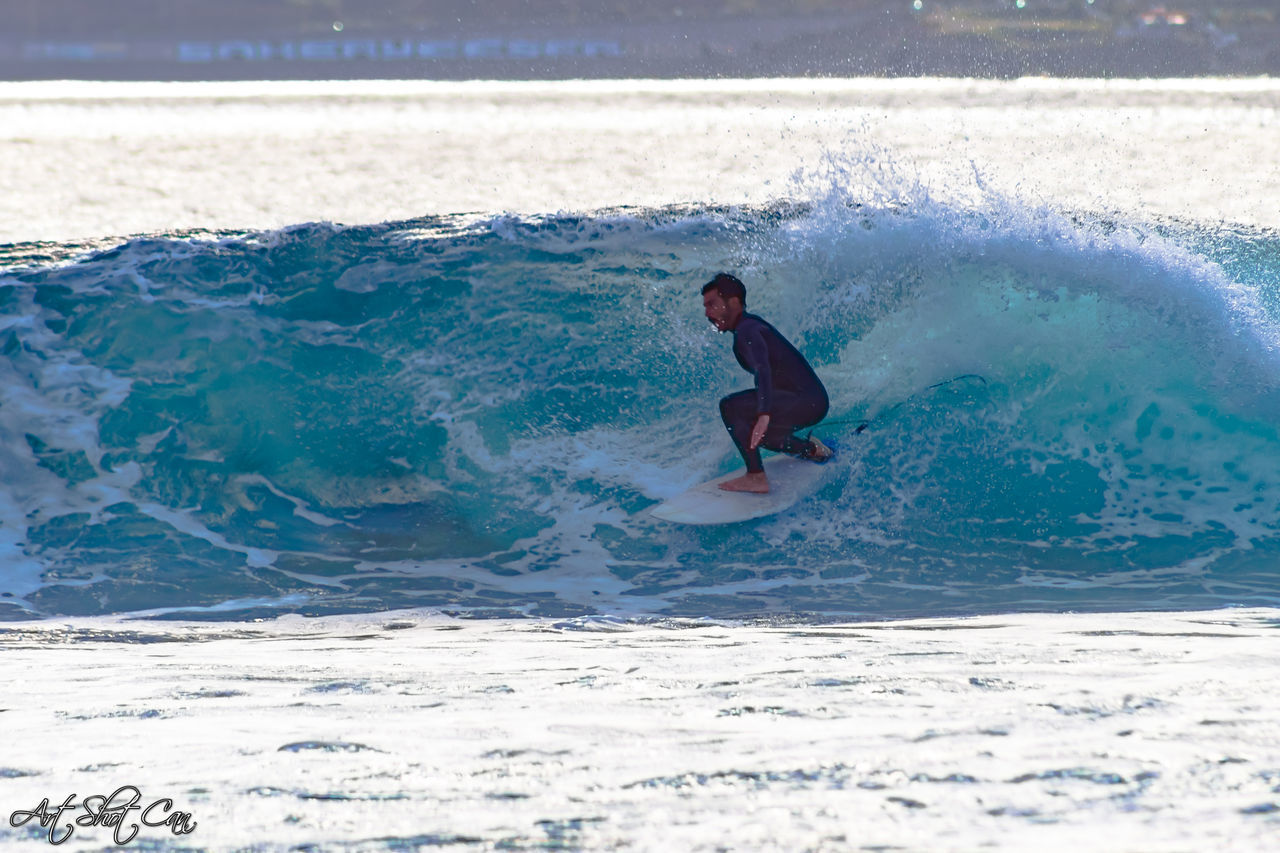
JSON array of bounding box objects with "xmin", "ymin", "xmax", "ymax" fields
[{"xmin": 3, "ymin": 169, "xmax": 1280, "ymax": 621}]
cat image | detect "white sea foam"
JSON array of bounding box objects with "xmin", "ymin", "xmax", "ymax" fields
[
  {"xmin": 2, "ymin": 608, "xmax": 1279, "ymax": 851},
  {"xmin": 2, "ymin": 79, "xmax": 1279, "ymax": 850},
  {"xmin": 1, "ymin": 78, "xmax": 1277, "ymax": 244}
]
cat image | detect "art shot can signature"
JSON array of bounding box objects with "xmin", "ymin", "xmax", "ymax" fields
[{"xmin": 9, "ymin": 786, "xmax": 197, "ymax": 845}]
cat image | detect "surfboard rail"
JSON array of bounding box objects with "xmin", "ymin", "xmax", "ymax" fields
[{"xmin": 650, "ymin": 453, "xmax": 831, "ymax": 525}]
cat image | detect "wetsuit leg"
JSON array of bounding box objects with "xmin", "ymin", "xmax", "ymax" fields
[
  {"xmin": 759, "ymin": 389, "xmax": 830, "ymax": 459},
  {"xmin": 720, "ymin": 388, "xmax": 829, "ymax": 473},
  {"xmin": 719, "ymin": 389, "xmax": 766, "ymax": 473}
]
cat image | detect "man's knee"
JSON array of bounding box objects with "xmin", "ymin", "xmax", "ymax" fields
[
  {"xmin": 760, "ymin": 427, "xmax": 794, "ymax": 453},
  {"xmin": 719, "ymin": 392, "xmax": 752, "ymax": 423}
]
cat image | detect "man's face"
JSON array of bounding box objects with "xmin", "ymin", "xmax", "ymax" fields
[{"xmin": 703, "ymin": 291, "xmax": 740, "ymax": 332}]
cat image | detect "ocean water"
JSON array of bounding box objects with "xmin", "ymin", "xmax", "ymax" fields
[
  {"xmin": 2, "ymin": 79, "xmax": 1280, "ymax": 850},
  {"xmin": 2, "ymin": 79, "xmax": 1279, "ymax": 622}
]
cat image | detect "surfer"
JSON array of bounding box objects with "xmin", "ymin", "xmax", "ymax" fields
[{"xmin": 702, "ymin": 273, "xmax": 832, "ymax": 494}]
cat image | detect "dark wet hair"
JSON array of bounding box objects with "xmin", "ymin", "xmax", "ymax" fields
[{"xmin": 701, "ymin": 273, "xmax": 746, "ymax": 305}]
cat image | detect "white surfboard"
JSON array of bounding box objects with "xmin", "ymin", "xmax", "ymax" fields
[{"xmin": 650, "ymin": 454, "xmax": 832, "ymax": 525}]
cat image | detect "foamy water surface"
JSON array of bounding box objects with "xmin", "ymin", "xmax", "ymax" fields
[
  {"xmin": 2, "ymin": 79, "xmax": 1279, "ymax": 850},
  {"xmin": 1, "ymin": 78, "xmax": 1277, "ymax": 243}
]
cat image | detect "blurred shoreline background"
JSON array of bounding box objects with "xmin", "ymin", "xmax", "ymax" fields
[{"xmin": 3, "ymin": 0, "xmax": 1277, "ymax": 81}]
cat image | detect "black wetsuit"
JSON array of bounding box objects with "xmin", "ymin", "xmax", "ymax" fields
[{"xmin": 721, "ymin": 312, "xmax": 829, "ymax": 473}]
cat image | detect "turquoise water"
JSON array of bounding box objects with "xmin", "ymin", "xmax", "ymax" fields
[{"xmin": 3, "ymin": 165, "xmax": 1280, "ymax": 621}]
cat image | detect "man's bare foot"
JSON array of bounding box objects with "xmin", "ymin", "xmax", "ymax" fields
[
  {"xmin": 808, "ymin": 436, "xmax": 834, "ymax": 463},
  {"xmin": 719, "ymin": 472, "xmax": 770, "ymax": 494}
]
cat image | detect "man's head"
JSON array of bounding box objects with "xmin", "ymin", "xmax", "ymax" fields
[{"xmin": 702, "ymin": 273, "xmax": 746, "ymax": 332}]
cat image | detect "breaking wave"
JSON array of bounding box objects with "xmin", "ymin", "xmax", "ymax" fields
[{"xmin": 3, "ymin": 152, "xmax": 1280, "ymax": 620}]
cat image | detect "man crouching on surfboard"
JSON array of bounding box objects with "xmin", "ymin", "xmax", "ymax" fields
[{"xmin": 702, "ymin": 273, "xmax": 833, "ymax": 494}]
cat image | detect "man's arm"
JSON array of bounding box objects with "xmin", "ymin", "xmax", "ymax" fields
[
  {"xmin": 738, "ymin": 322, "xmax": 773, "ymax": 451},
  {"xmin": 739, "ymin": 322, "xmax": 774, "ymax": 416},
  {"xmin": 749, "ymin": 413, "xmax": 771, "ymax": 450}
]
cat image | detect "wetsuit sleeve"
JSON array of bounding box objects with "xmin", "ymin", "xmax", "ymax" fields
[{"xmin": 738, "ymin": 322, "xmax": 773, "ymax": 415}]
